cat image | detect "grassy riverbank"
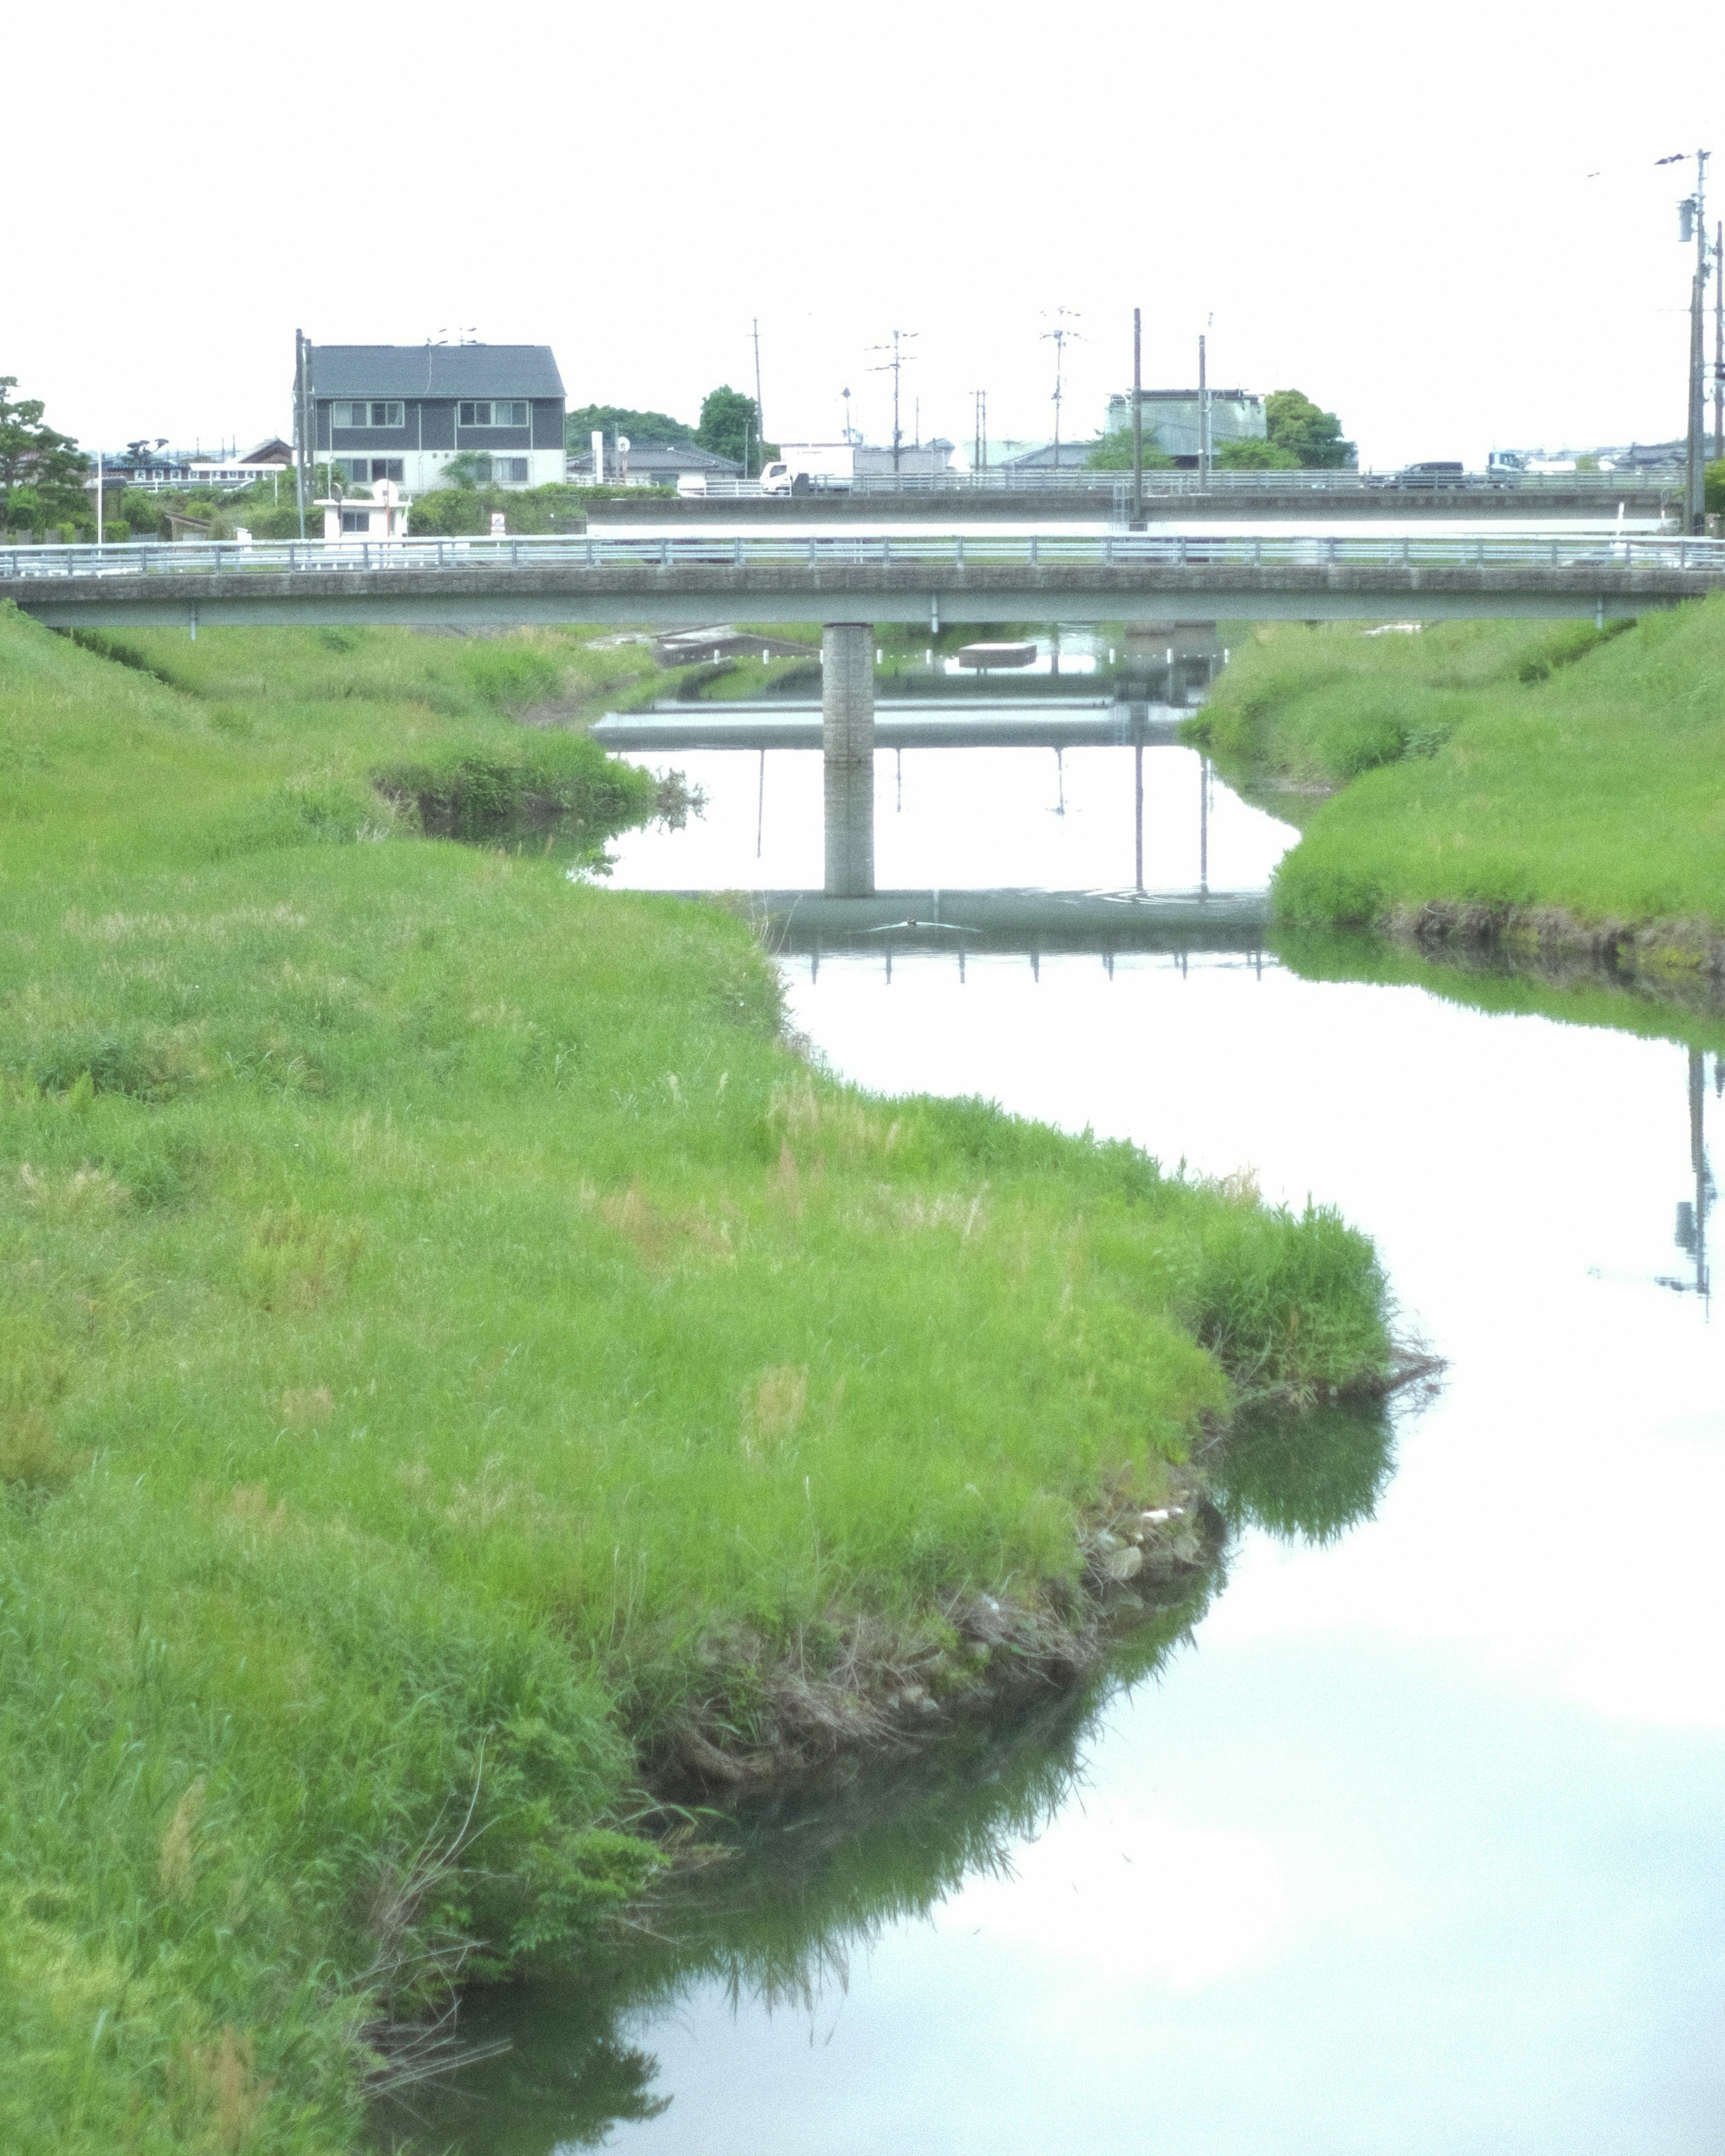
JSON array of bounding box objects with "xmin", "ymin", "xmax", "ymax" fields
[
  {"xmin": 0, "ymin": 606, "xmax": 1393, "ymax": 2151},
  {"xmin": 1189, "ymin": 600, "xmax": 1725, "ymax": 971}
]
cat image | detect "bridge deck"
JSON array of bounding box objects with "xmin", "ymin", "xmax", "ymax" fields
[
  {"xmin": 698, "ymin": 886, "xmax": 1270, "ymax": 953},
  {"xmin": 8, "ymin": 530, "xmax": 1724, "ymax": 629}
]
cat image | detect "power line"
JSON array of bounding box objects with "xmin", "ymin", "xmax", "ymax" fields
[
  {"xmin": 867, "ymin": 329, "xmax": 918, "ymax": 474},
  {"xmin": 1041, "ymin": 308, "xmax": 1083, "ymax": 474}
]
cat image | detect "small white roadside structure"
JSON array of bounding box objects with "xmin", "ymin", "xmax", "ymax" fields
[{"xmin": 318, "ymin": 478, "xmax": 411, "ymax": 541}]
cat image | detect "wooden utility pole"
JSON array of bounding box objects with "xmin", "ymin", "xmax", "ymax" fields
[{"xmin": 1132, "ymin": 306, "xmax": 1144, "ymax": 522}]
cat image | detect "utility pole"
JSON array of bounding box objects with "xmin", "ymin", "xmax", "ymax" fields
[
  {"xmin": 1690, "ymin": 154, "xmax": 1709, "ymax": 533},
  {"xmin": 1132, "ymin": 306, "xmax": 1144, "ymax": 522},
  {"xmin": 752, "ymin": 317, "xmax": 765, "ymax": 480},
  {"xmin": 868, "ymin": 330, "xmax": 917, "ymax": 474},
  {"xmin": 1198, "ymin": 330, "xmax": 1211, "ymax": 488},
  {"xmin": 293, "ymin": 328, "xmax": 311, "ymax": 540},
  {"xmin": 1668, "ymin": 149, "xmax": 1712, "ymax": 532},
  {"xmin": 1716, "ymin": 219, "xmax": 1723, "ymax": 466},
  {"xmin": 1043, "ymin": 308, "xmax": 1082, "ymax": 475}
]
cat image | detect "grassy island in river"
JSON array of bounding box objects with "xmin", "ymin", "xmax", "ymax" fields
[
  {"xmin": 1189, "ymin": 597, "xmax": 1725, "ymax": 977},
  {"xmin": 0, "ymin": 605, "xmax": 1393, "ymax": 2152}
]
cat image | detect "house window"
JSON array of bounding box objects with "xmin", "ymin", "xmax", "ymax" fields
[
  {"xmin": 340, "ymin": 509, "xmax": 371, "ymax": 533},
  {"xmin": 458, "ymin": 400, "xmax": 529, "ymax": 428},
  {"xmin": 332, "ymin": 401, "xmax": 404, "ymax": 428},
  {"xmin": 338, "ymin": 458, "xmax": 404, "ymax": 484},
  {"xmin": 473, "ymin": 456, "xmax": 530, "ymax": 484}
]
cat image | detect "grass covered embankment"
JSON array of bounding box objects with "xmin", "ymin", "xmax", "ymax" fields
[
  {"xmin": 0, "ymin": 606, "xmax": 1393, "ymax": 2151},
  {"xmin": 1188, "ymin": 600, "xmax": 1725, "ymax": 977}
]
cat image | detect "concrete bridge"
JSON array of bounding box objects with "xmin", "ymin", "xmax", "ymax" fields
[
  {"xmin": 13, "ymin": 528, "xmax": 1723, "ymax": 900},
  {"xmin": 9, "ymin": 530, "xmax": 1724, "ymax": 636}
]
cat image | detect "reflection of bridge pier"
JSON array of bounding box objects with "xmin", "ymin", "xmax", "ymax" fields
[
  {"xmin": 823, "ymin": 622, "xmax": 875, "ymax": 896},
  {"xmin": 1124, "ymin": 620, "xmax": 1221, "ymax": 706},
  {"xmin": 813, "ymin": 615, "xmax": 1220, "ymax": 898}
]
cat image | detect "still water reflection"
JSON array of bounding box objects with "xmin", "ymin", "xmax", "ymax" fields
[{"xmin": 401, "ymin": 742, "xmax": 1725, "ymax": 2153}]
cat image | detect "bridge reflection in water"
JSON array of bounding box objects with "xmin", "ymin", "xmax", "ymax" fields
[{"xmin": 594, "ymin": 681, "xmax": 1242, "ymax": 924}]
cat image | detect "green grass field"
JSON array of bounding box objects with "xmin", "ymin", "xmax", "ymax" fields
[
  {"xmin": 0, "ymin": 606, "xmax": 1392, "ymax": 2150},
  {"xmin": 1189, "ymin": 600, "xmax": 1725, "ymax": 943}
]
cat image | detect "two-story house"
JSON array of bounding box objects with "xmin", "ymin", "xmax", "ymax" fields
[{"xmin": 309, "ymin": 344, "xmax": 567, "ymax": 492}]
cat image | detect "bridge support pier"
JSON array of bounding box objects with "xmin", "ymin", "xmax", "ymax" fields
[{"xmin": 822, "ymin": 622, "xmax": 875, "ymax": 896}]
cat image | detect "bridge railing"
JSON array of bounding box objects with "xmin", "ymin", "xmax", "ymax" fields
[{"xmin": 6, "ymin": 531, "xmax": 1725, "ymax": 581}]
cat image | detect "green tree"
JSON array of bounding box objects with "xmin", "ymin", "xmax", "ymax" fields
[
  {"xmin": 1265, "ymin": 389, "xmax": 1354, "ymax": 469},
  {"xmin": 566, "ymin": 403, "xmax": 696, "ymax": 452},
  {"xmin": 1084, "ymin": 428, "xmax": 1176, "ymax": 472},
  {"xmin": 1215, "ymin": 436, "xmax": 1303, "ymax": 470},
  {"xmin": 695, "ymin": 385, "xmax": 767, "ymax": 473},
  {"xmin": 0, "ymin": 379, "xmax": 89, "ymax": 531},
  {"xmin": 1703, "ymin": 458, "xmax": 1724, "ymax": 517}
]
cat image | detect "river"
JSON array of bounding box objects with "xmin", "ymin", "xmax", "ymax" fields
[{"xmin": 393, "ymin": 722, "xmax": 1724, "ymax": 2153}]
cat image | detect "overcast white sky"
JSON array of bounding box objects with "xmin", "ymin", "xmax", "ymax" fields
[{"xmin": 9, "ymin": 0, "xmax": 1721, "ymax": 469}]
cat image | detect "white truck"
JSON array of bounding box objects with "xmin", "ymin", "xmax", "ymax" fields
[{"xmin": 758, "ymin": 442, "xmax": 857, "ymax": 495}]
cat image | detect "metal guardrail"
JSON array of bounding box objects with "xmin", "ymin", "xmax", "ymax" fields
[
  {"xmin": 5, "ymin": 531, "xmax": 1725, "ymax": 583},
  {"xmin": 681, "ymin": 467, "xmax": 1681, "ymax": 500}
]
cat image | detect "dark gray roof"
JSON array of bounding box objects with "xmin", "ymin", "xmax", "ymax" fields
[
  {"xmin": 1000, "ymin": 441, "xmax": 1099, "ymax": 470},
  {"xmin": 310, "ymin": 344, "xmax": 564, "ymax": 399}
]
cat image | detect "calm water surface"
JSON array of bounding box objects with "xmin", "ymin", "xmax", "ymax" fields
[{"xmin": 403, "ymin": 734, "xmax": 1724, "ymax": 2153}]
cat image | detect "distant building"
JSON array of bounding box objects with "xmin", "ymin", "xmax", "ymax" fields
[
  {"xmin": 1495, "ymin": 440, "xmax": 1686, "ymax": 474},
  {"xmin": 1104, "ymin": 389, "xmax": 1267, "ymax": 465},
  {"xmin": 565, "ymin": 439, "xmax": 742, "ymax": 487},
  {"xmin": 307, "ymin": 344, "xmax": 567, "ymax": 492},
  {"xmin": 853, "ymin": 439, "xmax": 954, "ymax": 478},
  {"xmin": 103, "ymin": 438, "xmax": 293, "ymax": 493}
]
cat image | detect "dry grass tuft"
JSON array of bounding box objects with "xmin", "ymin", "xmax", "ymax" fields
[
  {"xmin": 740, "ymin": 1365, "xmax": 808, "ymax": 1457},
  {"xmin": 169, "ymin": 2023, "xmax": 273, "ymax": 2152},
  {"xmin": 16, "ymin": 1162, "xmax": 129, "ymax": 1215},
  {"xmin": 158, "ymin": 1778, "xmax": 207, "ymax": 1899},
  {"xmin": 229, "ymin": 1486, "xmax": 288, "ymax": 1533},
  {"xmin": 243, "ymin": 1206, "xmax": 365, "ymax": 1310},
  {"xmin": 600, "ymin": 1181, "xmax": 732, "ymax": 1268}
]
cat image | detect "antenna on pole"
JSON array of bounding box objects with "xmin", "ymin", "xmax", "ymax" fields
[
  {"xmin": 867, "ymin": 330, "xmax": 918, "ymax": 474},
  {"xmin": 1041, "ymin": 308, "xmax": 1083, "ymax": 475}
]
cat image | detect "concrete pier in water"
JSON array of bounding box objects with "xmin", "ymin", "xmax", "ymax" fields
[{"xmin": 822, "ymin": 622, "xmax": 875, "ymax": 897}]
